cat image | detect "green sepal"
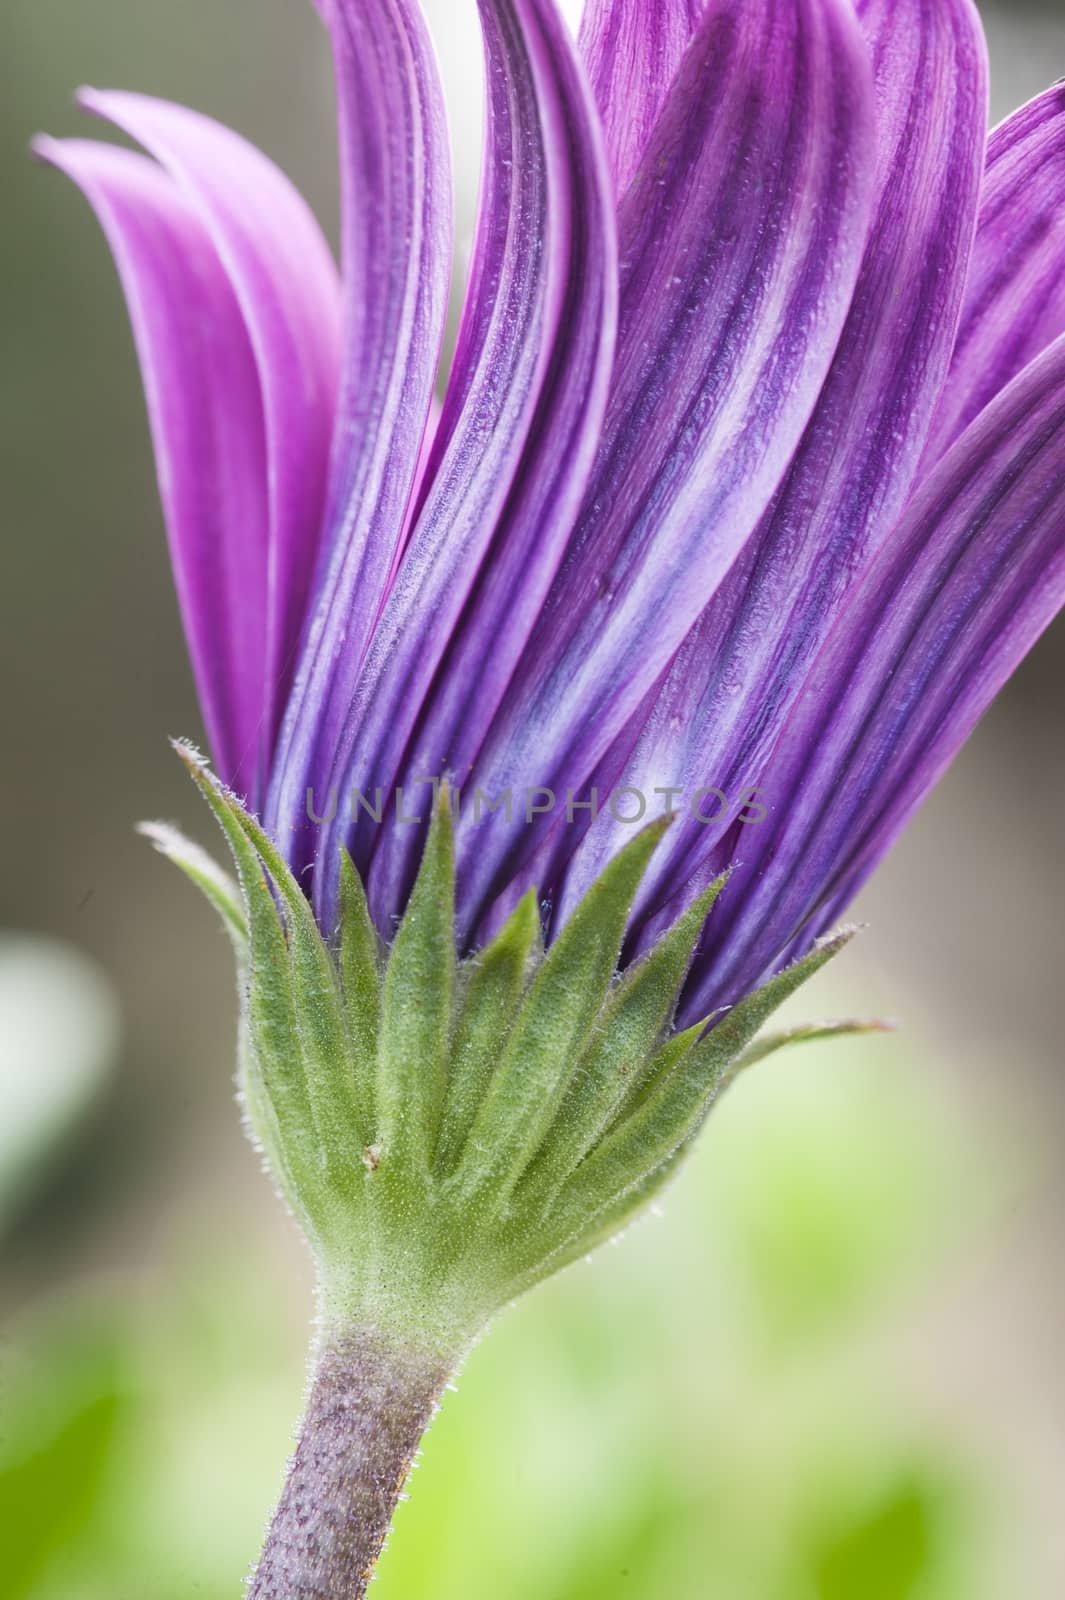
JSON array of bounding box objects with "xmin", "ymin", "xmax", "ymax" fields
[
  {"xmin": 734, "ymin": 1016, "xmax": 895, "ymax": 1071},
  {"xmin": 376, "ymin": 789, "xmax": 456, "ymax": 1190},
  {"xmin": 602, "ymin": 1017, "xmax": 710, "ymax": 1133},
  {"xmin": 515, "ymin": 873, "xmax": 728, "ymax": 1214},
  {"xmin": 685, "ymin": 929, "xmax": 861, "ymax": 1100},
  {"xmin": 338, "ymin": 849, "xmax": 383, "ymax": 1131},
  {"xmin": 137, "ymin": 820, "xmax": 247, "ymax": 954},
  {"xmin": 179, "ymin": 744, "xmax": 364, "ymax": 1187},
  {"xmin": 435, "ymin": 888, "xmax": 542, "ymax": 1179},
  {"xmin": 531, "ymin": 931, "xmax": 856, "ymax": 1262},
  {"xmin": 523, "ymin": 1007, "xmax": 892, "ymax": 1289},
  {"xmin": 513, "ymin": 1144, "xmax": 691, "ymax": 1298},
  {"xmin": 170, "ymin": 743, "xmax": 326, "ymax": 1230},
  {"xmin": 452, "ymin": 818, "xmax": 671, "ymax": 1216}
]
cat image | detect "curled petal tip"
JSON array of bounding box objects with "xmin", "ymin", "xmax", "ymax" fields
[
  {"xmin": 29, "ymin": 133, "xmax": 61, "ymax": 166},
  {"xmin": 73, "ymin": 86, "xmax": 114, "ymax": 126},
  {"xmin": 28, "ymin": 133, "xmax": 132, "ymax": 185},
  {"xmin": 29, "ymin": 133, "xmax": 109, "ymax": 181}
]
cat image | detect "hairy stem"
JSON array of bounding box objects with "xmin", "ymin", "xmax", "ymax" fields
[{"xmin": 247, "ymin": 1326, "xmax": 454, "ymax": 1600}]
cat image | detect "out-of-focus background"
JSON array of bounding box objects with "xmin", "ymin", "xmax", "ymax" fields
[{"xmin": 2, "ymin": 3, "xmax": 1065, "ymax": 1596}]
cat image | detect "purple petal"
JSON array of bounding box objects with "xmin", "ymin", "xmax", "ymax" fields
[
  {"xmin": 309, "ymin": 0, "xmax": 618, "ymax": 933},
  {"xmin": 474, "ymin": 678, "xmax": 666, "ymax": 949},
  {"xmin": 559, "ymin": 0, "xmax": 989, "ymax": 934},
  {"xmin": 265, "ymin": 0, "xmax": 453, "ymax": 862},
  {"xmin": 78, "ymin": 89, "xmax": 341, "ymax": 794},
  {"xmin": 679, "ymin": 331, "xmax": 1065, "ymax": 1024},
  {"xmin": 34, "ymin": 138, "xmax": 270, "ymax": 797},
  {"xmin": 579, "ymin": 0, "xmax": 704, "ymax": 195},
  {"xmin": 922, "ymin": 80, "xmax": 1065, "ymax": 466},
  {"xmin": 450, "ymin": 0, "xmax": 878, "ymax": 941}
]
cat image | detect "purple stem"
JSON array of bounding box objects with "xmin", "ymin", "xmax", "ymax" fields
[{"xmin": 247, "ymin": 1327, "xmax": 454, "ymax": 1600}]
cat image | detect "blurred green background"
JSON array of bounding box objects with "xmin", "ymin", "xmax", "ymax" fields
[{"xmin": 2, "ymin": 2, "xmax": 1065, "ymax": 1596}]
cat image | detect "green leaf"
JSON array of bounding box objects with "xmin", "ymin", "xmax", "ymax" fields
[
  {"xmin": 453, "ymin": 820, "xmax": 671, "ymax": 1216},
  {"xmin": 809, "ymin": 1474, "xmax": 941, "ymax": 1600},
  {"xmin": 539, "ymin": 931, "xmax": 856, "ymax": 1255},
  {"xmin": 435, "ymin": 890, "xmax": 542, "ymax": 1179},
  {"xmin": 516, "ymin": 874, "xmax": 728, "ymax": 1213},
  {"xmin": 377, "ymin": 789, "xmax": 456, "ymax": 1187},
  {"xmin": 0, "ymin": 1327, "xmax": 127, "ymax": 1599}
]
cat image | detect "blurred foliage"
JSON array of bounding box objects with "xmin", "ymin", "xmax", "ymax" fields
[
  {"xmin": 0, "ymin": 937, "xmax": 119, "ymax": 1231},
  {"xmin": 0, "ymin": 1037, "xmax": 1007, "ymax": 1600}
]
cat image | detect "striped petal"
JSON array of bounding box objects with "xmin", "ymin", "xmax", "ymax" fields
[
  {"xmin": 35, "ymin": 138, "xmax": 271, "ymax": 798},
  {"xmin": 579, "ymin": 0, "xmax": 704, "ymax": 195},
  {"xmin": 78, "ymin": 88, "xmax": 341, "ymax": 802},
  {"xmin": 451, "ymin": 0, "xmax": 878, "ymax": 941},
  {"xmin": 310, "ymin": 0, "xmax": 618, "ymax": 933},
  {"xmin": 266, "ymin": 0, "xmax": 453, "ymax": 860},
  {"xmin": 560, "ymin": 0, "xmax": 989, "ymax": 936},
  {"xmin": 923, "ymin": 80, "xmax": 1065, "ymax": 465},
  {"xmin": 680, "ymin": 332, "xmax": 1065, "ymax": 1024}
]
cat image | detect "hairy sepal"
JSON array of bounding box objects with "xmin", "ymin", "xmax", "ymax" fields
[
  {"xmin": 451, "ymin": 818, "xmax": 672, "ymax": 1218},
  {"xmin": 157, "ymin": 748, "xmax": 866, "ymax": 1347},
  {"xmin": 512, "ymin": 873, "xmax": 730, "ymax": 1218}
]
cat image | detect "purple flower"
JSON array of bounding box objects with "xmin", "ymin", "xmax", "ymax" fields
[{"xmin": 38, "ymin": 0, "xmax": 1065, "ymax": 1027}]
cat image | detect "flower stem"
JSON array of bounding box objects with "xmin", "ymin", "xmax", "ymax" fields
[{"xmin": 247, "ymin": 1326, "xmax": 454, "ymax": 1600}]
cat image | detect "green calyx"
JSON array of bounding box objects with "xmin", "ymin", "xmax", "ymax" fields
[{"xmin": 147, "ymin": 743, "xmax": 880, "ymax": 1355}]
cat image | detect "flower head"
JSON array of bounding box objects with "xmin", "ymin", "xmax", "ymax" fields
[
  {"xmin": 36, "ymin": 0, "xmax": 1065, "ymax": 1133},
  {"xmin": 36, "ymin": 0, "xmax": 1065, "ymax": 1028},
  {"xmin": 38, "ymin": 13, "xmax": 1065, "ymax": 1586}
]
